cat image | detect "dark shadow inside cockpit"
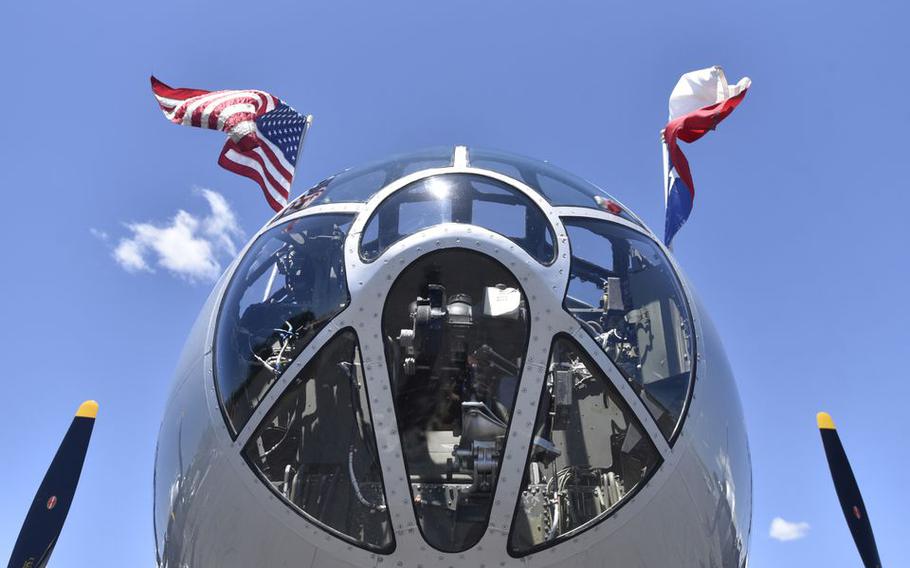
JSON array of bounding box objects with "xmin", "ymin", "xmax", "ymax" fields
[{"xmin": 382, "ymin": 249, "xmax": 529, "ymax": 552}]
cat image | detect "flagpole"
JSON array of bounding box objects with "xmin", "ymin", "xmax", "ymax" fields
[
  {"xmin": 290, "ymin": 114, "xmax": 314, "ymax": 197},
  {"xmin": 262, "ymin": 113, "xmax": 313, "ymax": 302},
  {"xmin": 661, "ymin": 130, "xmax": 669, "ymax": 208}
]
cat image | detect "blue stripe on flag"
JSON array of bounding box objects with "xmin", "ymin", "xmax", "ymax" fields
[{"xmin": 664, "ymin": 175, "xmax": 693, "ymax": 246}]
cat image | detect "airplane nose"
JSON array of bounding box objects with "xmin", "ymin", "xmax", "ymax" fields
[{"xmin": 157, "ymin": 146, "xmax": 749, "ymax": 568}]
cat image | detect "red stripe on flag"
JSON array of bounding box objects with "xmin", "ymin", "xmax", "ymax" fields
[
  {"xmin": 251, "ymin": 134, "xmax": 294, "ymax": 180},
  {"xmin": 256, "ymin": 92, "xmax": 269, "ymax": 112},
  {"xmin": 218, "ymin": 146, "xmax": 286, "ymax": 212},
  {"xmin": 150, "ymin": 76, "xmax": 211, "ymax": 101},
  {"xmin": 220, "ymin": 140, "xmax": 290, "ymax": 204},
  {"xmin": 205, "ymin": 95, "xmax": 259, "ymax": 130},
  {"xmin": 663, "ymin": 88, "xmax": 748, "ymax": 197},
  {"xmin": 190, "ymin": 105, "xmax": 202, "ymax": 128},
  {"xmin": 194, "ymin": 95, "xmax": 261, "ymax": 129},
  {"xmin": 172, "ymin": 97, "xmax": 201, "ymax": 125},
  {"xmin": 222, "ymin": 111, "xmax": 259, "ymax": 132}
]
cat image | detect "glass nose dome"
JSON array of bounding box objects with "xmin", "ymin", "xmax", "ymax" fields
[
  {"xmin": 276, "ymin": 146, "xmax": 642, "ymax": 227},
  {"xmin": 208, "ymin": 146, "xmax": 697, "ymax": 560}
]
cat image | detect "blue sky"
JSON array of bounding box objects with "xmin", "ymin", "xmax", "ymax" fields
[{"xmin": 1, "ymin": 1, "xmax": 908, "ymax": 566}]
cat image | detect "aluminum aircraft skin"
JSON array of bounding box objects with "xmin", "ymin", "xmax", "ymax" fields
[{"xmin": 153, "ymin": 146, "xmax": 751, "ymax": 568}]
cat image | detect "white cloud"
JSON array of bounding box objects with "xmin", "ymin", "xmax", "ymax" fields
[
  {"xmin": 198, "ymin": 189, "xmax": 242, "ymax": 256},
  {"xmin": 113, "ymin": 239, "xmax": 151, "ymax": 273},
  {"xmin": 89, "ymin": 228, "xmax": 109, "ymax": 241},
  {"xmin": 110, "ymin": 189, "xmax": 243, "ymax": 282},
  {"xmin": 769, "ymin": 517, "xmax": 810, "ymax": 541}
]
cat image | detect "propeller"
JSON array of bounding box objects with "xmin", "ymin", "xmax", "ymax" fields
[
  {"xmin": 7, "ymin": 401, "xmax": 98, "ymax": 568},
  {"xmin": 817, "ymin": 412, "xmax": 881, "ymax": 568}
]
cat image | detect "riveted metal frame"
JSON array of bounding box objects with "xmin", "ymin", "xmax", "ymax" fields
[{"xmin": 197, "ymin": 154, "xmax": 705, "ymax": 567}]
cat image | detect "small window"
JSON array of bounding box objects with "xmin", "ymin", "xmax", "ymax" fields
[
  {"xmin": 382, "ymin": 250, "xmax": 529, "ymax": 552},
  {"xmin": 563, "ymin": 218, "xmax": 694, "ymax": 439},
  {"xmin": 399, "ymin": 198, "xmax": 452, "ymax": 235},
  {"xmin": 509, "ymin": 337, "xmax": 661, "ymax": 555},
  {"xmin": 468, "ymin": 148, "xmax": 645, "ymax": 227},
  {"xmin": 278, "ymin": 147, "xmax": 453, "ymax": 214},
  {"xmin": 360, "ymin": 174, "xmax": 555, "ymax": 264},
  {"xmin": 243, "ymin": 330, "xmax": 394, "ymax": 552},
  {"xmin": 471, "ymin": 180, "xmax": 528, "ymax": 239},
  {"xmin": 214, "ymin": 214, "xmax": 353, "ymax": 435}
]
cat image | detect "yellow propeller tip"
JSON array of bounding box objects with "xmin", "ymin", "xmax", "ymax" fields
[
  {"xmin": 816, "ymin": 411, "xmax": 835, "ymax": 430},
  {"xmin": 76, "ymin": 400, "xmax": 99, "ymax": 419}
]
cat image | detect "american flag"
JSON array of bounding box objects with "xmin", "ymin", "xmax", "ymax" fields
[{"xmin": 151, "ymin": 76, "xmax": 310, "ymax": 212}]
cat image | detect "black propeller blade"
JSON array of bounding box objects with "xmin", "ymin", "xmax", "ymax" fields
[
  {"xmin": 817, "ymin": 412, "xmax": 881, "ymax": 568},
  {"xmin": 7, "ymin": 401, "xmax": 98, "ymax": 568}
]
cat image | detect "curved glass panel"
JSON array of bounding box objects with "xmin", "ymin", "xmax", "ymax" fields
[
  {"xmin": 215, "ymin": 214, "xmax": 353, "ymax": 435},
  {"xmin": 383, "ymin": 250, "xmax": 529, "ymax": 552},
  {"xmin": 243, "ymin": 330, "xmax": 394, "ymax": 552},
  {"xmin": 509, "ymin": 337, "xmax": 661, "ymax": 555},
  {"xmin": 563, "ymin": 218, "xmax": 693, "ymax": 439},
  {"xmin": 277, "ymin": 147, "xmax": 453, "ymax": 218},
  {"xmin": 468, "ymin": 148, "xmax": 645, "ymax": 227},
  {"xmin": 360, "ymin": 173, "xmax": 556, "ymax": 264}
]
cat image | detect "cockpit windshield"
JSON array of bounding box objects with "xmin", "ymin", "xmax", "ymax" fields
[
  {"xmin": 277, "ymin": 147, "xmax": 453, "ymax": 218},
  {"xmin": 215, "ymin": 214, "xmax": 353, "ymax": 435},
  {"xmin": 360, "ymin": 173, "xmax": 556, "ymax": 264},
  {"xmin": 468, "ymin": 148, "xmax": 645, "ymax": 227},
  {"xmin": 563, "ymin": 218, "xmax": 693, "ymax": 439},
  {"xmin": 382, "ymin": 250, "xmax": 529, "ymax": 552}
]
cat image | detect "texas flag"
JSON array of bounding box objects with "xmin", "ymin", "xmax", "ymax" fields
[{"xmin": 663, "ymin": 66, "xmax": 750, "ymax": 246}]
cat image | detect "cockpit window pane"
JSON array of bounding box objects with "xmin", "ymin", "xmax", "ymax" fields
[
  {"xmin": 468, "ymin": 148, "xmax": 645, "ymax": 227},
  {"xmin": 215, "ymin": 214, "xmax": 352, "ymax": 435},
  {"xmin": 509, "ymin": 337, "xmax": 661, "ymax": 555},
  {"xmin": 360, "ymin": 173, "xmax": 556, "ymax": 264},
  {"xmin": 243, "ymin": 330, "xmax": 395, "ymax": 552},
  {"xmin": 382, "ymin": 250, "xmax": 529, "ymax": 552},
  {"xmin": 563, "ymin": 218, "xmax": 693, "ymax": 439},
  {"xmin": 277, "ymin": 147, "xmax": 453, "ymax": 216}
]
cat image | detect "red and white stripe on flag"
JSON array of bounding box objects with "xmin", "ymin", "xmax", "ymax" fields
[{"xmin": 217, "ymin": 138, "xmax": 293, "ymax": 213}]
